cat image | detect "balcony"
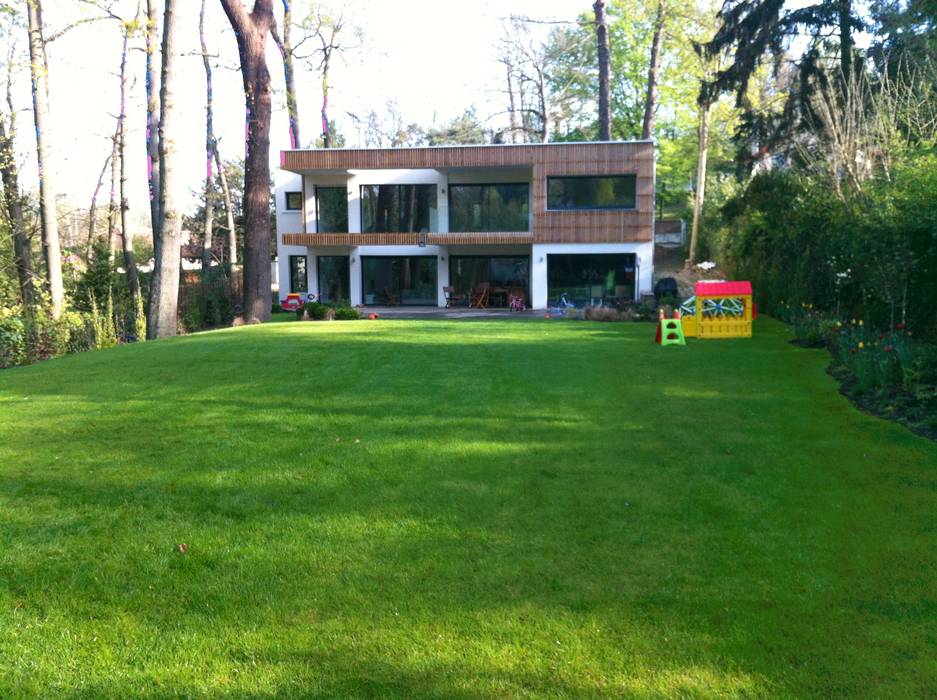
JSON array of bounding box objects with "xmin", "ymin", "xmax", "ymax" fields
[{"xmin": 281, "ymin": 231, "xmax": 535, "ymax": 247}]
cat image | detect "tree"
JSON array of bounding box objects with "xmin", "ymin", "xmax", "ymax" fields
[
  {"xmin": 220, "ymin": 0, "xmax": 274, "ymax": 323},
  {"xmin": 425, "ymin": 108, "xmax": 491, "ymax": 145},
  {"xmin": 116, "ymin": 4, "xmax": 142, "ymax": 311},
  {"xmin": 0, "ymin": 47, "xmax": 32, "ymax": 310},
  {"xmin": 144, "ymin": 0, "xmax": 160, "ymax": 249},
  {"xmin": 147, "ymin": 0, "xmax": 183, "ymax": 339},
  {"xmin": 26, "ymin": 0, "xmax": 63, "ymax": 317},
  {"xmin": 593, "ymin": 0, "xmax": 611, "ymax": 140},
  {"xmin": 641, "ymin": 0, "xmax": 667, "ymax": 140},
  {"xmin": 272, "ymin": 2, "xmax": 361, "ymax": 149},
  {"xmin": 270, "ymin": 0, "xmax": 299, "ymax": 147},
  {"xmin": 199, "ymin": 0, "xmax": 215, "ymax": 279}
]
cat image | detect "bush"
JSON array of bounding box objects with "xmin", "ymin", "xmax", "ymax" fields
[
  {"xmin": 303, "ymin": 301, "xmax": 330, "ymax": 320},
  {"xmin": 584, "ymin": 306, "xmax": 624, "ymax": 322},
  {"xmin": 334, "ymin": 306, "xmax": 360, "ymax": 320},
  {"xmin": 0, "ymin": 313, "xmax": 26, "ymax": 369}
]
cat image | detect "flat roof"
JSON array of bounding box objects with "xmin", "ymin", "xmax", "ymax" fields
[{"xmin": 281, "ymin": 139, "xmax": 654, "ymax": 155}]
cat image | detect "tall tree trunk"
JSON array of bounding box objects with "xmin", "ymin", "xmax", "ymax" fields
[
  {"xmin": 147, "ymin": 0, "xmax": 183, "ymax": 339},
  {"xmin": 200, "ymin": 0, "xmax": 215, "ymax": 280},
  {"xmin": 688, "ymin": 100, "xmax": 711, "ymax": 267},
  {"xmin": 593, "ymin": 0, "xmax": 611, "ymax": 140},
  {"xmin": 107, "ymin": 127, "xmax": 119, "ymax": 264},
  {"xmin": 87, "ymin": 152, "xmax": 110, "ymax": 262},
  {"xmin": 213, "ymin": 146, "xmax": 237, "ymax": 265},
  {"xmin": 505, "ymin": 61, "xmax": 518, "ymax": 143},
  {"xmin": 220, "ymin": 0, "xmax": 274, "ymax": 323},
  {"xmin": 642, "ymin": 0, "xmax": 666, "ymax": 140},
  {"xmin": 118, "ymin": 13, "xmax": 141, "ymax": 307},
  {"xmin": 145, "ymin": 0, "xmax": 161, "ymax": 252},
  {"xmin": 272, "ymin": 0, "xmax": 300, "ymax": 148},
  {"xmin": 0, "ymin": 115, "xmax": 33, "ymax": 310},
  {"xmin": 26, "ymin": 0, "xmax": 64, "ymax": 317},
  {"xmin": 320, "ymin": 46, "xmax": 331, "ymax": 148},
  {"xmin": 535, "ymin": 65, "xmax": 549, "ymax": 143},
  {"xmin": 838, "ymin": 0, "xmax": 852, "ymax": 81}
]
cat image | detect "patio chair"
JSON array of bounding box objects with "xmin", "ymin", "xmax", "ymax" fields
[
  {"xmin": 470, "ymin": 282, "xmax": 490, "ymax": 309},
  {"xmin": 443, "ymin": 286, "xmax": 465, "ymax": 308}
]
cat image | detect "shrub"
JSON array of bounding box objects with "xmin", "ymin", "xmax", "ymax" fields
[
  {"xmin": 303, "ymin": 301, "xmax": 330, "ymax": 320},
  {"xmin": 334, "ymin": 306, "xmax": 360, "ymax": 320},
  {"xmin": 0, "ymin": 313, "xmax": 26, "ymax": 369},
  {"xmin": 584, "ymin": 306, "xmax": 623, "ymax": 322}
]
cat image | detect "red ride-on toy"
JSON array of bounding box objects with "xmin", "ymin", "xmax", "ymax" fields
[{"xmin": 280, "ymin": 293, "xmax": 304, "ymax": 312}]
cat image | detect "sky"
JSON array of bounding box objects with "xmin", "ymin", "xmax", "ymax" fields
[{"xmin": 10, "ymin": 0, "xmax": 585, "ymax": 223}]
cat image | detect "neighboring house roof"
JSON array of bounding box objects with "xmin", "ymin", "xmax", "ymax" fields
[{"xmin": 695, "ymin": 281, "xmax": 752, "ymax": 297}]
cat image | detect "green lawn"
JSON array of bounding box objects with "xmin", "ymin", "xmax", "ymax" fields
[{"xmin": 1, "ymin": 318, "xmax": 936, "ymax": 698}]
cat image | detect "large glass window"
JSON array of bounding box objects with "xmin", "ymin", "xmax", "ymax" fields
[
  {"xmin": 547, "ymin": 253, "xmax": 636, "ymax": 307},
  {"xmin": 316, "ymin": 187, "xmax": 348, "ymax": 233},
  {"xmin": 449, "ymin": 183, "xmax": 529, "ymax": 232},
  {"xmin": 317, "ymin": 255, "xmax": 350, "ymax": 304},
  {"xmin": 362, "ymin": 256, "xmax": 437, "ymax": 306},
  {"xmin": 449, "ymin": 256, "xmax": 529, "ymax": 308},
  {"xmin": 289, "ymin": 255, "xmax": 308, "ymax": 293},
  {"xmin": 546, "ymin": 175, "xmax": 637, "ymax": 210},
  {"xmin": 361, "ymin": 184, "xmax": 438, "ymax": 232}
]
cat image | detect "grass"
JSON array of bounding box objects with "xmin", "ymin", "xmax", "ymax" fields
[{"xmin": 1, "ymin": 318, "xmax": 936, "ymax": 698}]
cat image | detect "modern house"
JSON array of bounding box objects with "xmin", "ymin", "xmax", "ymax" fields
[{"xmin": 275, "ymin": 141, "xmax": 655, "ymax": 310}]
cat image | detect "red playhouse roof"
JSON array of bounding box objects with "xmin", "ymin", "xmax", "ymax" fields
[{"xmin": 694, "ymin": 280, "xmax": 752, "ymax": 297}]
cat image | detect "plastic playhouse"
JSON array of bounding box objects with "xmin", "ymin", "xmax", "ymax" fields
[{"xmin": 679, "ymin": 281, "xmax": 754, "ymax": 339}]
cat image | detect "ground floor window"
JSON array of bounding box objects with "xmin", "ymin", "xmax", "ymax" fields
[
  {"xmin": 449, "ymin": 256, "xmax": 529, "ymax": 308},
  {"xmin": 547, "ymin": 253, "xmax": 636, "ymax": 307},
  {"xmin": 362, "ymin": 256, "xmax": 437, "ymax": 306},
  {"xmin": 289, "ymin": 255, "xmax": 308, "ymax": 293},
  {"xmin": 317, "ymin": 255, "xmax": 350, "ymax": 304}
]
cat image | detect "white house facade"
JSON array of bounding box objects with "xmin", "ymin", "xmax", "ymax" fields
[{"xmin": 274, "ymin": 142, "xmax": 655, "ymax": 310}]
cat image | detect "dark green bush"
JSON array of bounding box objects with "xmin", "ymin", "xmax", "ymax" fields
[
  {"xmin": 333, "ymin": 306, "xmax": 360, "ymax": 320},
  {"xmin": 0, "ymin": 314, "xmax": 26, "ymax": 368},
  {"xmin": 303, "ymin": 301, "xmax": 330, "ymax": 320}
]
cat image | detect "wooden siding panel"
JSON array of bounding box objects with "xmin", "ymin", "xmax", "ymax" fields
[{"xmin": 282, "ymin": 142, "xmax": 655, "ymax": 245}]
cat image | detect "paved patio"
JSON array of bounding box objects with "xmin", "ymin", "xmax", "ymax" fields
[{"xmin": 361, "ymin": 306, "xmax": 540, "ymax": 320}]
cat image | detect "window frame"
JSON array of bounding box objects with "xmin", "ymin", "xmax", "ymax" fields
[
  {"xmin": 284, "ymin": 191, "xmax": 303, "ymax": 211},
  {"xmin": 447, "ymin": 182, "xmax": 530, "ymax": 233},
  {"xmin": 314, "ymin": 186, "xmax": 349, "ymax": 233},
  {"xmin": 288, "ymin": 254, "xmax": 308, "ymax": 293},
  {"xmin": 359, "ymin": 183, "xmax": 438, "ymax": 233},
  {"xmin": 545, "ymin": 174, "xmax": 638, "ymax": 211}
]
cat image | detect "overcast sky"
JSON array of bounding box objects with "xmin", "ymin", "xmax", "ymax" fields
[{"xmin": 11, "ymin": 0, "xmax": 584, "ymax": 219}]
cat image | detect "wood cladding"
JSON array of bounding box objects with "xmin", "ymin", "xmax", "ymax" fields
[{"xmin": 282, "ymin": 142, "xmax": 654, "ymax": 245}]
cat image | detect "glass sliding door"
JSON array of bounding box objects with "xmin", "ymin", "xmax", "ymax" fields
[
  {"xmin": 316, "ymin": 255, "xmax": 350, "ymax": 304},
  {"xmin": 547, "ymin": 253, "xmax": 636, "ymax": 307},
  {"xmin": 288, "ymin": 255, "xmax": 307, "ymax": 293},
  {"xmin": 449, "ymin": 256, "xmax": 530, "ymax": 308},
  {"xmin": 362, "ymin": 256, "xmax": 437, "ymax": 306}
]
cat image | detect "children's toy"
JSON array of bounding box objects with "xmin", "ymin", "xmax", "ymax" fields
[
  {"xmin": 655, "ymin": 308, "xmax": 686, "ymax": 346},
  {"xmin": 679, "ymin": 281, "xmax": 753, "ymax": 339},
  {"xmin": 509, "ymin": 295, "xmax": 526, "ymax": 312},
  {"xmin": 281, "ymin": 293, "xmax": 304, "ymax": 312}
]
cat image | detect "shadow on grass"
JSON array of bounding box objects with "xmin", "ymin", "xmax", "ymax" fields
[{"xmin": 1, "ymin": 320, "xmax": 936, "ymax": 697}]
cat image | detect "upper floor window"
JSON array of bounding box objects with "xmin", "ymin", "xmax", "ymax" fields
[
  {"xmin": 284, "ymin": 191, "xmax": 303, "ymax": 211},
  {"xmin": 361, "ymin": 184, "xmax": 438, "ymax": 233},
  {"xmin": 316, "ymin": 186, "xmax": 348, "ymax": 232},
  {"xmin": 546, "ymin": 175, "xmax": 637, "ymax": 211},
  {"xmin": 449, "ymin": 183, "xmax": 529, "ymax": 232}
]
